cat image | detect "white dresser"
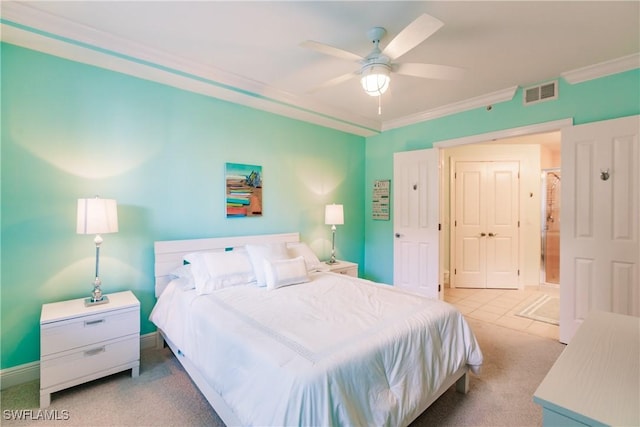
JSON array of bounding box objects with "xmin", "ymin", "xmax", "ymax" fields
[
  {"xmin": 534, "ymin": 311, "xmax": 639, "ymax": 427},
  {"xmin": 40, "ymin": 290, "xmax": 140, "ymax": 407},
  {"xmin": 326, "ymin": 260, "xmax": 358, "ymax": 277}
]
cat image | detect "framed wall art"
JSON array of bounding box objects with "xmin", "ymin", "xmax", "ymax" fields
[
  {"xmin": 372, "ymin": 179, "xmax": 390, "ymax": 220},
  {"xmin": 225, "ymin": 162, "xmax": 263, "ymax": 217}
]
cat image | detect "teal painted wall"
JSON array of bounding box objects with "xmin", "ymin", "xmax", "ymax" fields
[
  {"xmin": 2, "ymin": 41, "xmax": 638, "ymax": 372},
  {"xmin": 363, "ymin": 70, "xmax": 640, "ymax": 284},
  {"xmin": 1, "ymin": 43, "xmax": 365, "ymax": 369}
]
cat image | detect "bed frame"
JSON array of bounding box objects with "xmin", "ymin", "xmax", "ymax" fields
[{"xmin": 153, "ymin": 232, "xmax": 469, "ymax": 426}]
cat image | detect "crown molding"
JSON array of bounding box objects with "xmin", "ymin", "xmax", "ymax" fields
[
  {"xmin": 381, "ymin": 86, "xmax": 519, "ymax": 132},
  {"xmin": 1, "ymin": 2, "xmax": 380, "ymax": 137},
  {"xmin": 561, "ymin": 53, "xmax": 640, "ymax": 84},
  {"xmin": 3, "ymin": 2, "xmax": 637, "ymax": 138}
]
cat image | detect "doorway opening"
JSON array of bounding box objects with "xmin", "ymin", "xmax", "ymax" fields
[
  {"xmin": 435, "ymin": 119, "xmax": 568, "ymax": 292},
  {"xmin": 541, "ymin": 169, "xmax": 561, "ymax": 286}
]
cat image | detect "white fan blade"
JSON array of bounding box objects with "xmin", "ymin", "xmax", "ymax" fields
[
  {"xmin": 300, "ymin": 40, "xmax": 363, "ymax": 62},
  {"xmin": 382, "ymin": 13, "xmax": 444, "ymax": 60},
  {"xmin": 308, "ymin": 71, "xmax": 359, "ymax": 93},
  {"xmin": 393, "ymin": 63, "xmax": 465, "ymax": 80}
]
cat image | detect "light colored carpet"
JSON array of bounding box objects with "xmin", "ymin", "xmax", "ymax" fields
[
  {"xmin": 516, "ymin": 294, "xmax": 560, "ymax": 325},
  {"xmin": 1, "ymin": 349, "xmax": 225, "ymax": 427},
  {"xmin": 1, "ymin": 318, "xmax": 565, "ymax": 426},
  {"xmin": 413, "ymin": 319, "xmax": 564, "ymax": 426}
]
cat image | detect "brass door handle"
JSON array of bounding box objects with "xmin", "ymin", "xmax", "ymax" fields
[
  {"xmin": 480, "ymin": 232, "xmax": 486, "ymax": 237},
  {"xmin": 488, "ymin": 232, "xmax": 497, "ymax": 237}
]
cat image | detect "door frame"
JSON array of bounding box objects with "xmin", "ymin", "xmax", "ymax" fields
[{"xmin": 433, "ymin": 118, "xmax": 573, "ymax": 291}]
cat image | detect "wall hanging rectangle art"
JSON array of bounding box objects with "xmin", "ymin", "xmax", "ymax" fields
[
  {"xmin": 225, "ymin": 163, "xmax": 262, "ymax": 218},
  {"xmin": 372, "ymin": 179, "xmax": 390, "ymax": 220}
]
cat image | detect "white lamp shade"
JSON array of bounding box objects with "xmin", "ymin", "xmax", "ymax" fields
[
  {"xmin": 325, "ymin": 204, "xmax": 344, "ymax": 226},
  {"xmin": 360, "ymin": 65, "xmax": 390, "ymax": 96},
  {"xmin": 77, "ymin": 198, "xmax": 119, "ymax": 235}
]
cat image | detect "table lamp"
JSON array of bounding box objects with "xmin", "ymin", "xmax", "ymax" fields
[
  {"xmin": 325, "ymin": 204, "xmax": 344, "ymax": 265},
  {"xmin": 77, "ymin": 197, "xmax": 118, "ymax": 306}
]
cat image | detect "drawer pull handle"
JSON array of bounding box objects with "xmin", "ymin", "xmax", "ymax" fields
[
  {"xmin": 84, "ymin": 347, "xmax": 105, "ymax": 357},
  {"xmin": 84, "ymin": 319, "xmax": 105, "ymax": 327}
]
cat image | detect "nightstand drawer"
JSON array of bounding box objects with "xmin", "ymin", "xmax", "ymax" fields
[
  {"xmin": 40, "ymin": 334, "xmax": 139, "ymax": 389},
  {"xmin": 41, "ymin": 308, "xmax": 139, "ymax": 356},
  {"xmin": 332, "ymin": 266, "xmax": 357, "ymax": 277},
  {"xmin": 326, "ymin": 260, "xmax": 358, "ymax": 277}
]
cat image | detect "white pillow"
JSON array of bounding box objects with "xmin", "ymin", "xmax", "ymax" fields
[
  {"xmin": 170, "ymin": 264, "xmax": 193, "ymax": 280},
  {"xmin": 184, "ymin": 250, "xmax": 255, "ymax": 294},
  {"xmin": 287, "ymin": 242, "xmax": 323, "ymax": 272},
  {"xmin": 264, "ymin": 256, "xmax": 309, "ymax": 290},
  {"xmin": 183, "ymin": 252, "xmax": 208, "ymax": 289},
  {"xmin": 169, "ymin": 264, "xmax": 196, "ymax": 290},
  {"xmin": 245, "ymin": 242, "xmax": 290, "ymax": 286}
]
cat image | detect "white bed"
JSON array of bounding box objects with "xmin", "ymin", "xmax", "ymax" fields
[{"xmin": 151, "ymin": 232, "xmax": 482, "ymax": 426}]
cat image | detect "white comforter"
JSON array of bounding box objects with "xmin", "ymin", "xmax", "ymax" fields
[{"xmin": 150, "ymin": 272, "xmax": 482, "ymax": 427}]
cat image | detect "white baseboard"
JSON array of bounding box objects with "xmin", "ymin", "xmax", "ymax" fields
[
  {"xmin": 0, "ymin": 332, "xmax": 159, "ymax": 390},
  {"xmin": 0, "ymin": 360, "xmax": 40, "ymax": 390},
  {"xmin": 140, "ymin": 331, "xmax": 160, "ymax": 351}
]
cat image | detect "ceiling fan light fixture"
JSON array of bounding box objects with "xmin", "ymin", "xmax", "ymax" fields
[{"xmin": 360, "ymin": 64, "xmax": 390, "ymax": 96}]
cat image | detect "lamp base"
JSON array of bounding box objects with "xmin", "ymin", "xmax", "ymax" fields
[
  {"xmin": 326, "ymin": 254, "xmax": 338, "ymax": 265},
  {"xmin": 84, "ymin": 295, "xmax": 109, "ymax": 307}
]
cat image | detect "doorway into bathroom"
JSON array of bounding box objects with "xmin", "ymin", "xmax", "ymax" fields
[{"xmin": 541, "ymin": 169, "xmax": 561, "ymax": 285}]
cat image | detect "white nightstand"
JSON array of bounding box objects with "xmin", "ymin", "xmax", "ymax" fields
[
  {"xmin": 325, "ymin": 260, "xmax": 358, "ymax": 277},
  {"xmin": 40, "ymin": 290, "xmax": 140, "ymax": 408}
]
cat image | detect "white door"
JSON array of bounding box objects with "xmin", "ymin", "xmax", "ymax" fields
[
  {"xmin": 452, "ymin": 161, "xmax": 486, "ymax": 286},
  {"xmin": 393, "ymin": 149, "xmax": 440, "ymax": 298},
  {"xmin": 453, "ymin": 161, "xmax": 520, "ymax": 288},
  {"xmin": 486, "ymin": 161, "xmax": 520, "ymax": 287},
  {"xmin": 560, "ymin": 115, "xmax": 639, "ymax": 344}
]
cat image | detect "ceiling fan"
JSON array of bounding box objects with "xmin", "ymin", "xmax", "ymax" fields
[{"xmin": 301, "ymin": 13, "xmax": 465, "ymax": 100}]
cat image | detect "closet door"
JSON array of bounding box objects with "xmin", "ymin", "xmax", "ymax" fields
[
  {"xmin": 485, "ymin": 161, "xmax": 520, "ymax": 288},
  {"xmin": 453, "ymin": 161, "xmax": 486, "ymax": 287},
  {"xmin": 453, "ymin": 161, "xmax": 520, "ymax": 288}
]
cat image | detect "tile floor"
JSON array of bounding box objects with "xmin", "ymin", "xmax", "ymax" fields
[{"xmin": 444, "ymin": 285, "xmax": 560, "ymax": 341}]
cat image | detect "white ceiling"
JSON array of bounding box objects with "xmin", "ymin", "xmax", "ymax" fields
[{"xmin": 2, "ymin": 1, "xmax": 639, "ymax": 136}]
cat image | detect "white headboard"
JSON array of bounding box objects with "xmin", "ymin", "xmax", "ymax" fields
[{"xmin": 154, "ymin": 232, "xmax": 300, "ymax": 297}]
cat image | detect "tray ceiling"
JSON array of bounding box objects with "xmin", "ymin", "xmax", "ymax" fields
[{"xmin": 2, "ymin": 1, "xmax": 638, "ymax": 136}]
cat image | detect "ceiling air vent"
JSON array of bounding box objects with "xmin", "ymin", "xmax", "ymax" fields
[{"xmin": 523, "ymin": 81, "xmax": 558, "ymax": 105}]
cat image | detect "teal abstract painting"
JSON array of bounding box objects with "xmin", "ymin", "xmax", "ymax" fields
[{"xmin": 225, "ymin": 163, "xmax": 263, "ymax": 217}]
